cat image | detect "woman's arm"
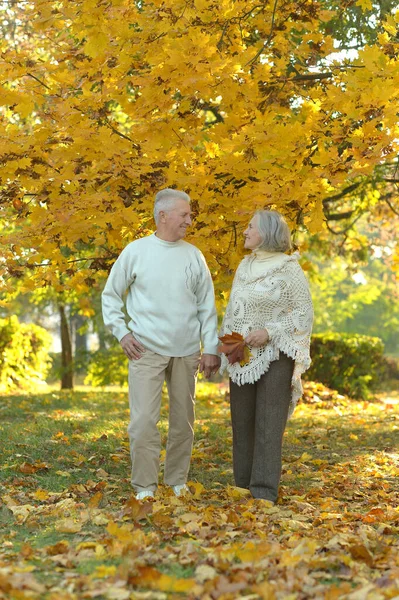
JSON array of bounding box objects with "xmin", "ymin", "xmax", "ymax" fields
[{"xmin": 264, "ymin": 261, "xmax": 313, "ymax": 364}]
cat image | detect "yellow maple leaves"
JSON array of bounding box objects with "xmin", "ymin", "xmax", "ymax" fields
[
  {"xmin": 356, "ymin": 0, "xmax": 373, "ymax": 11},
  {"xmin": 0, "ymin": 0, "xmax": 398, "ymax": 294}
]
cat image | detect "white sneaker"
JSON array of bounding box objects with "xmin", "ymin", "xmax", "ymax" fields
[
  {"xmin": 136, "ymin": 490, "xmax": 154, "ymax": 500},
  {"xmin": 172, "ymin": 484, "xmax": 189, "ymax": 497}
]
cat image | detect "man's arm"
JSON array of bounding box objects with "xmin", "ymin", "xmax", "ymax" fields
[
  {"xmin": 102, "ymin": 247, "xmax": 146, "ymax": 359},
  {"xmin": 195, "ymin": 253, "xmax": 221, "ymax": 377}
]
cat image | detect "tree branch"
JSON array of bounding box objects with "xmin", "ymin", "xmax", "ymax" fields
[
  {"xmin": 325, "ymin": 210, "xmax": 356, "ymax": 221},
  {"xmin": 246, "ymin": 0, "xmax": 279, "ymax": 65},
  {"xmin": 26, "ymin": 72, "xmax": 52, "ymax": 90},
  {"xmin": 322, "ymin": 182, "xmax": 362, "ymax": 205},
  {"xmin": 383, "ymin": 193, "xmax": 399, "ymax": 216},
  {"xmin": 25, "ymin": 72, "xmax": 139, "ymax": 149},
  {"xmin": 279, "ymin": 65, "xmax": 365, "ymax": 83},
  {"xmin": 326, "ymin": 211, "xmax": 364, "ymax": 235}
]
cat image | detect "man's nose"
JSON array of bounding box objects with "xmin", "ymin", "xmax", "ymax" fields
[{"xmin": 186, "ymin": 216, "xmax": 192, "ymax": 225}]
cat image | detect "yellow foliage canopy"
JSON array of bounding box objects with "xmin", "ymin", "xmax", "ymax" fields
[{"xmin": 0, "ymin": 0, "xmax": 398, "ymax": 296}]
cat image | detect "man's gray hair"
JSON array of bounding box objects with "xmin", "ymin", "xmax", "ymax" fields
[
  {"xmin": 153, "ymin": 188, "xmax": 191, "ymax": 224},
  {"xmin": 255, "ymin": 210, "xmax": 292, "ymax": 252}
]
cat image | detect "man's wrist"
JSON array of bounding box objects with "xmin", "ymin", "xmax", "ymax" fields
[{"xmin": 203, "ymin": 346, "xmax": 219, "ymax": 355}]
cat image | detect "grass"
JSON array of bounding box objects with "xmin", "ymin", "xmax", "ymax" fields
[{"xmin": 0, "ymin": 380, "xmax": 399, "ymax": 599}]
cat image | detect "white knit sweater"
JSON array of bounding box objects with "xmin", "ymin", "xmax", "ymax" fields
[
  {"xmin": 102, "ymin": 234, "xmax": 219, "ymax": 357},
  {"xmin": 220, "ymin": 251, "xmax": 313, "ymax": 416}
]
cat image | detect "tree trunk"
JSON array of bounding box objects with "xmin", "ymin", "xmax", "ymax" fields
[
  {"xmin": 59, "ymin": 304, "xmax": 73, "ymax": 389},
  {"xmin": 72, "ymin": 314, "xmax": 88, "ymax": 354},
  {"xmin": 98, "ymin": 329, "xmax": 107, "ymax": 350}
]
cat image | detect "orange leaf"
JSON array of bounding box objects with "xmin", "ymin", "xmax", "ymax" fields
[
  {"xmin": 349, "ymin": 544, "xmax": 374, "ymax": 567},
  {"xmin": 13, "ymin": 198, "xmax": 23, "ymax": 211},
  {"xmin": 88, "ymin": 492, "xmax": 103, "ymax": 509},
  {"xmin": 19, "ymin": 462, "xmax": 37, "ymax": 474},
  {"xmin": 218, "ymin": 332, "xmax": 252, "ymax": 366},
  {"xmin": 120, "ymin": 494, "xmax": 153, "ymax": 521},
  {"xmin": 46, "ymin": 541, "xmax": 70, "ymax": 556},
  {"xmin": 19, "ymin": 461, "xmax": 48, "ymax": 474}
]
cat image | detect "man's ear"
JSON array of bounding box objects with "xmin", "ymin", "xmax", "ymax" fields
[{"xmin": 159, "ymin": 210, "xmax": 166, "ymax": 223}]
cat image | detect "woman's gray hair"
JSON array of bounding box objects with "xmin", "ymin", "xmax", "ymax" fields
[
  {"xmin": 255, "ymin": 210, "xmax": 292, "ymax": 252},
  {"xmin": 153, "ymin": 188, "xmax": 190, "ymax": 224}
]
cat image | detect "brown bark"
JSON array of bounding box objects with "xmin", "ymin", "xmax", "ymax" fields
[{"xmin": 59, "ymin": 304, "xmax": 73, "ymax": 390}]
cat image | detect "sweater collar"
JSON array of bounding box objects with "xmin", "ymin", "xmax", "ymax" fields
[
  {"xmin": 251, "ymin": 249, "xmax": 285, "ymax": 261},
  {"xmin": 152, "ymin": 232, "xmax": 183, "ymax": 247}
]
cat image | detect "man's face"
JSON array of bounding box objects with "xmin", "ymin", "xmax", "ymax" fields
[{"xmin": 160, "ymin": 198, "xmax": 192, "ymax": 241}]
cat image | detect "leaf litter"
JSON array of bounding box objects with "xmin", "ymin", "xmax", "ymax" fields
[{"xmin": 0, "ymin": 382, "xmax": 398, "ymax": 599}]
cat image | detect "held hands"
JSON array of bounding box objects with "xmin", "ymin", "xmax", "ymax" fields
[
  {"xmin": 199, "ymin": 353, "xmax": 221, "ymax": 379},
  {"xmin": 120, "ymin": 333, "xmax": 146, "ymax": 360},
  {"xmin": 245, "ymin": 329, "xmax": 269, "ymax": 348}
]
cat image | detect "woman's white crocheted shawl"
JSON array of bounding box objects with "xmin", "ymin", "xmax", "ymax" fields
[{"xmin": 220, "ymin": 253, "xmax": 314, "ymax": 417}]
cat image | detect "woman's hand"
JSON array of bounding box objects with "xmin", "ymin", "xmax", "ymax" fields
[{"xmin": 245, "ymin": 329, "xmax": 269, "ymax": 348}]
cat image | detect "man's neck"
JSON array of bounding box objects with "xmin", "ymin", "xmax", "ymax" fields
[{"xmin": 155, "ymin": 231, "xmax": 182, "ymax": 243}]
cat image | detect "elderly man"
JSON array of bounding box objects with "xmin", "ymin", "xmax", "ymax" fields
[{"xmin": 102, "ymin": 189, "xmax": 220, "ymax": 500}]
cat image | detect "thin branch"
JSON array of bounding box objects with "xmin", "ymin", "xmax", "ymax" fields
[
  {"xmin": 217, "ymin": 22, "xmax": 229, "ymax": 50},
  {"xmin": 104, "ymin": 122, "xmax": 139, "ymax": 147},
  {"xmin": 146, "ymin": 32, "xmax": 167, "ymax": 44},
  {"xmin": 383, "ymin": 193, "xmax": 399, "ymax": 216},
  {"xmin": 279, "ymin": 65, "xmax": 365, "ymax": 83},
  {"xmin": 26, "ymin": 72, "xmax": 51, "ymax": 90},
  {"xmin": 246, "ymin": 0, "xmax": 278, "ymax": 66},
  {"xmin": 237, "ymin": 4, "xmax": 267, "ymax": 23},
  {"xmin": 172, "ymin": 128, "xmax": 187, "ymax": 148},
  {"xmin": 325, "ymin": 210, "xmax": 356, "ymax": 221},
  {"xmin": 326, "ymin": 211, "xmax": 364, "ymax": 235},
  {"xmin": 285, "ymin": 72, "xmax": 334, "ymax": 82},
  {"xmin": 322, "ymin": 182, "xmax": 362, "ymax": 205},
  {"xmin": 217, "ymin": 4, "xmax": 267, "ymax": 49},
  {"xmin": 22, "ymin": 255, "xmax": 118, "ymax": 269},
  {"xmin": 25, "ymin": 72, "xmax": 139, "ymax": 148}
]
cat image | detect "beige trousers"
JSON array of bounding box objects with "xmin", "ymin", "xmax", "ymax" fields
[{"xmin": 127, "ymin": 349, "xmax": 200, "ymax": 493}]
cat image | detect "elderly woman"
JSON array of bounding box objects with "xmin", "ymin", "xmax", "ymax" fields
[{"xmin": 220, "ymin": 210, "xmax": 313, "ymax": 503}]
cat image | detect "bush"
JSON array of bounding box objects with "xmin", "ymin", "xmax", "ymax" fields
[
  {"xmin": 0, "ymin": 316, "xmax": 52, "ymax": 391},
  {"xmin": 85, "ymin": 344, "xmax": 128, "ymax": 387},
  {"xmin": 47, "ymin": 349, "xmax": 92, "ymax": 385},
  {"xmin": 305, "ymin": 332, "xmax": 385, "ymax": 399},
  {"xmin": 380, "ymin": 355, "xmax": 399, "ymax": 381}
]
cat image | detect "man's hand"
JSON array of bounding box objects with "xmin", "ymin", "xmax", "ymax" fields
[
  {"xmin": 245, "ymin": 329, "xmax": 269, "ymax": 348},
  {"xmin": 199, "ymin": 353, "xmax": 221, "ymax": 378},
  {"xmin": 120, "ymin": 333, "xmax": 146, "ymax": 360}
]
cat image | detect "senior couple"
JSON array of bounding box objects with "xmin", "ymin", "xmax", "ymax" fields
[{"xmin": 102, "ymin": 189, "xmax": 314, "ymax": 503}]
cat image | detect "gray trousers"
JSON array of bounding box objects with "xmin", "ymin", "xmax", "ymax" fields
[{"xmin": 229, "ymin": 353, "xmax": 294, "ymax": 502}]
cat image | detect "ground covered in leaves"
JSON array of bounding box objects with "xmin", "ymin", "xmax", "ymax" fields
[{"xmin": 0, "ymin": 381, "xmax": 398, "ymax": 599}]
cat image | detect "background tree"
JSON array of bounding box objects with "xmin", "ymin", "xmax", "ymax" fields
[{"xmin": 308, "ymin": 247, "xmax": 399, "ymax": 354}]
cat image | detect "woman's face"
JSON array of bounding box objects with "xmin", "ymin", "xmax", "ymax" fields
[{"xmin": 244, "ymin": 216, "xmax": 263, "ymax": 250}]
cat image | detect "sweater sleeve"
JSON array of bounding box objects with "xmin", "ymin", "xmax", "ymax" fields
[
  {"xmin": 195, "ymin": 253, "xmax": 219, "ymax": 355},
  {"xmin": 265, "ymin": 262, "xmax": 313, "ymax": 367},
  {"xmin": 101, "ymin": 246, "xmax": 136, "ymax": 343}
]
